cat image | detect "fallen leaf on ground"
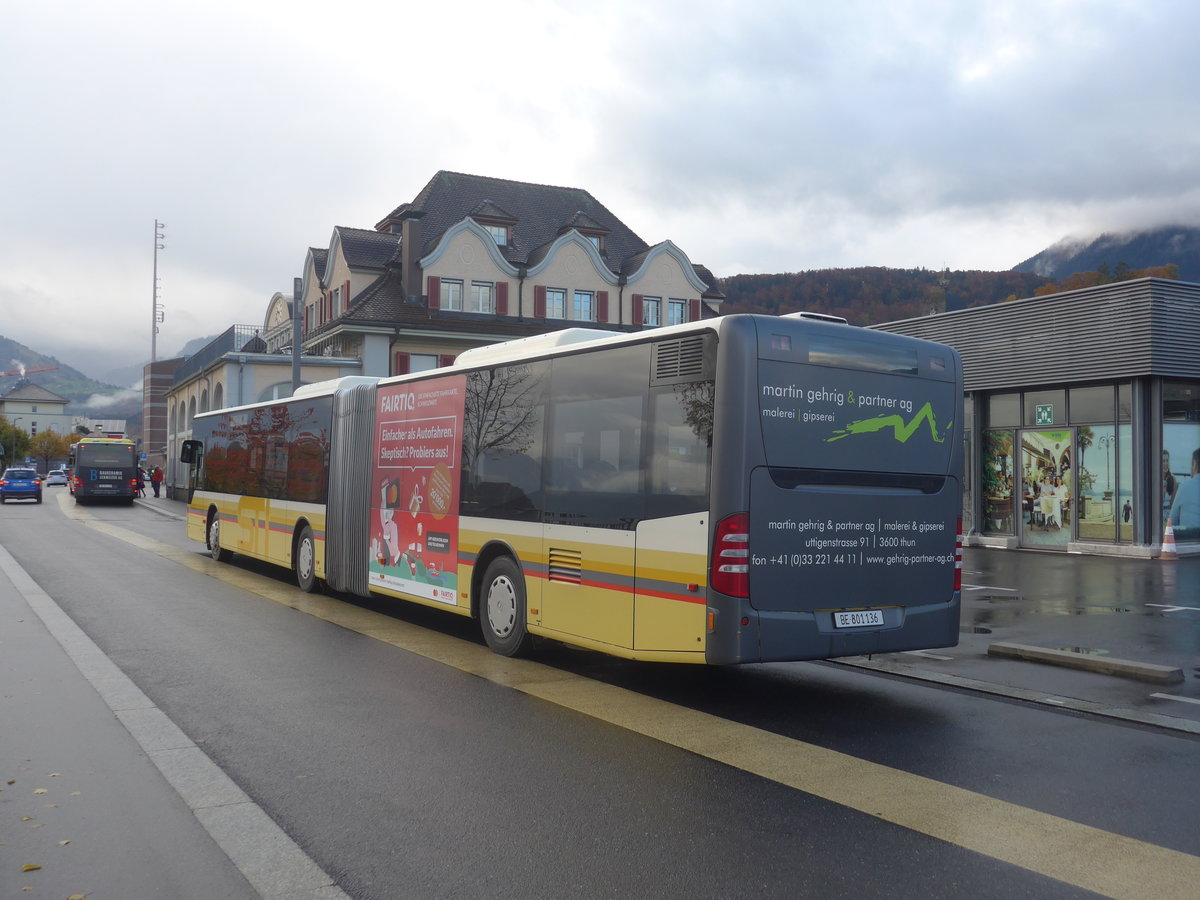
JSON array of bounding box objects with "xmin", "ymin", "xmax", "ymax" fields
[{"xmin": 21, "ymin": 863, "xmax": 41, "ymax": 872}]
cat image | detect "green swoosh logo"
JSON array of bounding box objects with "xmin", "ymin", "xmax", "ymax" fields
[{"xmin": 826, "ymin": 401, "xmax": 951, "ymax": 444}]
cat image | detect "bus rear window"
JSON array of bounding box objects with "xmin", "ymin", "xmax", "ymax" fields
[{"xmin": 808, "ymin": 334, "xmax": 919, "ymax": 375}]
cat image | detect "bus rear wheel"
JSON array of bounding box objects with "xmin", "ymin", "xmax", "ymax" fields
[
  {"xmin": 208, "ymin": 514, "xmax": 232, "ymax": 563},
  {"xmin": 295, "ymin": 525, "xmax": 319, "ymax": 593},
  {"xmin": 480, "ymin": 557, "xmax": 532, "ymax": 657}
]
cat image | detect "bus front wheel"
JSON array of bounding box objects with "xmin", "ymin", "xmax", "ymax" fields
[
  {"xmin": 480, "ymin": 557, "xmax": 532, "ymax": 657},
  {"xmin": 208, "ymin": 514, "xmax": 232, "ymax": 563},
  {"xmin": 295, "ymin": 525, "xmax": 319, "ymax": 593}
]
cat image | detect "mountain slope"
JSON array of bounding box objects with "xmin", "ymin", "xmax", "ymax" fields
[
  {"xmin": 1013, "ymin": 225, "xmax": 1200, "ymax": 282},
  {"xmin": 0, "ymin": 334, "xmax": 127, "ymax": 407},
  {"xmin": 718, "ymin": 267, "xmax": 1050, "ymax": 323}
]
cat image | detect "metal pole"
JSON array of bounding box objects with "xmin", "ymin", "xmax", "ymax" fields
[
  {"xmin": 152, "ymin": 220, "xmax": 166, "ymax": 362},
  {"xmin": 292, "ymin": 277, "xmax": 302, "ymax": 392}
]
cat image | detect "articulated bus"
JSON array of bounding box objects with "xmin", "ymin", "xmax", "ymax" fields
[
  {"xmin": 181, "ymin": 314, "xmax": 963, "ymax": 664},
  {"xmin": 69, "ymin": 437, "xmax": 139, "ymax": 504}
]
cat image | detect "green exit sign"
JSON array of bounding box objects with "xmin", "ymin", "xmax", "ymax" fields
[{"xmin": 1035, "ymin": 404, "xmax": 1054, "ymax": 425}]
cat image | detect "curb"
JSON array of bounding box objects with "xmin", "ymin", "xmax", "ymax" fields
[
  {"xmin": 134, "ymin": 497, "xmax": 187, "ymax": 521},
  {"xmin": 987, "ymin": 641, "xmax": 1185, "ymax": 684}
]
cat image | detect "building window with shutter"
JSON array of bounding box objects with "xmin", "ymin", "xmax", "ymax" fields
[
  {"xmin": 470, "ymin": 281, "xmax": 495, "ymax": 314},
  {"xmin": 642, "ymin": 296, "xmax": 662, "ymax": 327},
  {"xmin": 441, "ymin": 279, "xmax": 464, "ymax": 311},
  {"xmin": 573, "ymin": 290, "xmax": 594, "ymax": 322},
  {"xmin": 410, "ymin": 354, "xmax": 439, "ymax": 373},
  {"xmin": 546, "ymin": 288, "xmax": 567, "ymax": 319},
  {"xmin": 668, "ymin": 298, "xmax": 687, "ymax": 325}
]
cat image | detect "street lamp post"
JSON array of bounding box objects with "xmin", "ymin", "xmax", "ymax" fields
[{"xmin": 9, "ymin": 417, "xmax": 23, "ymax": 466}]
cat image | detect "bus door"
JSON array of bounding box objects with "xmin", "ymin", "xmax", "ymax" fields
[
  {"xmin": 632, "ymin": 383, "xmax": 714, "ymax": 654},
  {"xmin": 538, "ymin": 380, "xmax": 640, "ymax": 650}
]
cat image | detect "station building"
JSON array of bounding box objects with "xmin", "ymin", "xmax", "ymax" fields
[{"xmin": 875, "ymin": 277, "xmax": 1200, "ymax": 557}]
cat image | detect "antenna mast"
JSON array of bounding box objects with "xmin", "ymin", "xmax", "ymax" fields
[{"xmin": 152, "ymin": 220, "xmax": 166, "ymax": 362}]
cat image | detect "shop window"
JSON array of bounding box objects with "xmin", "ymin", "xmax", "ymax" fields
[
  {"xmin": 981, "ymin": 429, "xmax": 1015, "ymax": 533},
  {"xmin": 1069, "ymin": 386, "xmax": 1114, "ymax": 423},
  {"xmin": 987, "ymin": 393, "xmax": 1019, "ymax": 427},
  {"xmin": 1117, "ymin": 383, "xmax": 1132, "ymax": 423},
  {"xmin": 1022, "ymin": 390, "xmax": 1065, "ymax": 427},
  {"xmin": 1076, "ymin": 425, "xmax": 1117, "ymax": 541}
]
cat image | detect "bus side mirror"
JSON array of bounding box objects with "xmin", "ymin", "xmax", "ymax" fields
[{"xmin": 180, "ymin": 440, "xmax": 202, "ymax": 464}]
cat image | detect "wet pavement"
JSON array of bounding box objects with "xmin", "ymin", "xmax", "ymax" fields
[
  {"xmin": 135, "ymin": 493, "xmax": 1200, "ymax": 732},
  {"xmin": 841, "ymin": 544, "xmax": 1200, "ymax": 734},
  {"xmin": 3, "ymin": 494, "xmax": 1198, "ymax": 896}
]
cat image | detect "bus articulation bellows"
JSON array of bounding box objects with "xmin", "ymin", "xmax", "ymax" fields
[{"xmin": 181, "ymin": 314, "xmax": 964, "ymax": 664}]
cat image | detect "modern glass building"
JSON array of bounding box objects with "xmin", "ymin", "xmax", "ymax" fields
[{"xmin": 874, "ymin": 277, "xmax": 1200, "ymax": 557}]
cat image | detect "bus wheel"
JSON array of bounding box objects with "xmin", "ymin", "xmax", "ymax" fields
[
  {"xmin": 480, "ymin": 557, "xmax": 532, "ymax": 657},
  {"xmin": 208, "ymin": 514, "xmax": 232, "ymax": 563},
  {"xmin": 295, "ymin": 525, "xmax": 319, "ymax": 593}
]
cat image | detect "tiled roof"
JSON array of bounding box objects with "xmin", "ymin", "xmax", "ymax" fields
[
  {"xmin": 335, "ymin": 227, "xmax": 401, "ymax": 270},
  {"xmin": 400, "ymin": 171, "xmax": 651, "ymax": 273},
  {"xmin": 308, "ymin": 247, "xmax": 328, "ymax": 281},
  {"xmin": 1, "ymin": 382, "xmax": 70, "ymax": 403}
]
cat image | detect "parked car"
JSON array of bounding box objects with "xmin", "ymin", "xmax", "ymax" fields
[
  {"xmin": 0, "ymin": 467, "xmax": 43, "ymax": 503},
  {"xmin": 43, "ymin": 470, "xmax": 69, "ymax": 486}
]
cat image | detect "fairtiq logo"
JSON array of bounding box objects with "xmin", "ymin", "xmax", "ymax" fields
[{"xmin": 826, "ymin": 402, "xmax": 951, "ymax": 444}]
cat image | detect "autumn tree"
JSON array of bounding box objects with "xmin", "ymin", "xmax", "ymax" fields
[
  {"xmin": 29, "ymin": 430, "xmax": 73, "ymax": 470},
  {"xmin": 0, "ymin": 417, "xmax": 31, "ymax": 467}
]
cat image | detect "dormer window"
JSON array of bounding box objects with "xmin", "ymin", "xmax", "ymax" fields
[
  {"xmin": 585, "ymin": 234, "xmax": 602, "ymax": 251},
  {"xmin": 486, "ymin": 224, "xmax": 508, "ymax": 246}
]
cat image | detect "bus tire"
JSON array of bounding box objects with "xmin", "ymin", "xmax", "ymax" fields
[
  {"xmin": 480, "ymin": 557, "xmax": 532, "ymax": 657},
  {"xmin": 295, "ymin": 525, "xmax": 319, "ymax": 593},
  {"xmin": 208, "ymin": 513, "xmax": 232, "ymax": 563}
]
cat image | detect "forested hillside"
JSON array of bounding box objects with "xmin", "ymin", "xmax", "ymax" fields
[
  {"xmin": 717, "ymin": 267, "xmax": 1051, "ymax": 325},
  {"xmin": 0, "ymin": 335, "xmax": 125, "ymax": 406}
]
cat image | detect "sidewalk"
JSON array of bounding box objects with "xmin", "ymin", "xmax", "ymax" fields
[{"xmin": 0, "ymin": 511, "xmax": 345, "ymax": 899}]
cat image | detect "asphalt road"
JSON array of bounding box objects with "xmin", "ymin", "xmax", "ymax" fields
[{"xmin": 2, "ymin": 490, "xmax": 1199, "ymax": 899}]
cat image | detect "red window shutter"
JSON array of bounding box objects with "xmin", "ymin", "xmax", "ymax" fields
[
  {"xmin": 439, "ymin": 354, "xmax": 456, "ymax": 368},
  {"xmin": 597, "ymin": 290, "xmax": 608, "ymax": 322},
  {"xmin": 689, "ymin": 299, "xmax": 701, "ymax": 322},
  {"xmin": 496, "ymin": 281, "xmax": 509, "ymax": 315},
  {"xmin": 534, "ymin": 285, "xmax": 547, "ymax": 318},
  {"xmin": 394, "ymin": 352, "xmax": 410, "ymax": 376},
  {"xmin": 631, "ymin": 294, "xmax": 644, "ymax": 326},
  {"xmin": 427, "ymin": 276, "xmax": 441, "ymax": 309},
  {"xmin": 343, "ymin": 279, "xmax": 351, "ymax": 313}
]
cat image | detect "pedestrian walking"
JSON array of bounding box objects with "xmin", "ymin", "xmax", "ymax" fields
[{"xmin": 150, "ymin": 466, "xmax": 163, "ymax": 498}]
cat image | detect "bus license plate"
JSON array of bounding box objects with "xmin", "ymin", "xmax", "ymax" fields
[{"xmin": 834, "ymin": 610, "xmax": 885, "ymax": 628}]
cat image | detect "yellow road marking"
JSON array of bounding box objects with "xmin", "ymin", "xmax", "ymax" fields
[{"xmin": 64, "ymin": 494, "xmax": 1200, "ymax": 900}]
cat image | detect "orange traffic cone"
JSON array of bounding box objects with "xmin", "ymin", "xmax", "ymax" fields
[{"xmin": 1161, "ymin": 518, "xmax": 1179, "ymax": 561}]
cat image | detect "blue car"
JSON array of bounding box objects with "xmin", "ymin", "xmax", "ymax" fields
[{"xmin": 0, "ymin": 467, "xmax": 43, "ymax": 503}]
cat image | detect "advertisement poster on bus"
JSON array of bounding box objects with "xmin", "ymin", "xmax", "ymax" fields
[{"xmin": 369, "ymin": 374, "xmax": 466, "ymax": 606}]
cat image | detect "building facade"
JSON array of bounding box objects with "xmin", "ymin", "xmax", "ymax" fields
[
  {"xmin": 875, "ymin": 277, "xmax": 1200, "ymax": 557},
  {"xmin": 163, "ymin": 171, "xmax": 721, "ymax": 498},
  {"xmin": 299, "ymin": 171, "xmax": 723, "ymax": 374},
  {"xmin": 0, "ymin": 381, "xmax": 73, "ymax": 443},
  {"xmin": 162, "ymin": 325, "xmax": 359, "ymax": 499}
]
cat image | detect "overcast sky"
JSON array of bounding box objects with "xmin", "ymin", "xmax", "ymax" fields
[{"xmin": 3, "ymin": 0, "xmax": 1199, "ymax": 381}]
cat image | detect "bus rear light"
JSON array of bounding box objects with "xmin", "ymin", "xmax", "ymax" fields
[
  {"xmin": 955, "ymin": 517, "xmax": 963, "ymax": 592},
  {"xmin": 711, "ymin": 513, "xmax": 750, "ymax": 599}
]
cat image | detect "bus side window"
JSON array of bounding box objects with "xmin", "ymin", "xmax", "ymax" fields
[{"xmin": 646, "ymin": 381, "xmax": 713, "ymax": 519}]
